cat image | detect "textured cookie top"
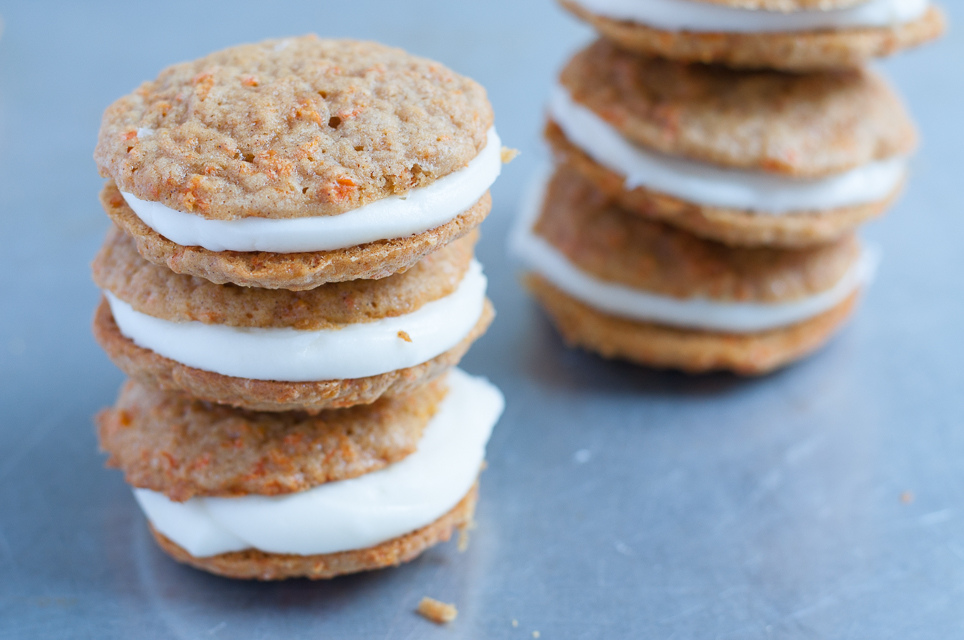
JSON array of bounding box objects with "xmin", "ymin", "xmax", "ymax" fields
[
  {"xmin": 618, "ymin": 0, "xmax": 867, "ymax": 11},
  {"xmin": 559, "ymin": 40, "xmax": 916, "ymax": 177},
  {"xmin": 98, "ymin": 377, "xmax": 447, "ymax": 501},
  {"xmin": 92, "ymin": 225, "xmax": 476, "ymax": 330},
  {"xmin": 535, "ymin": 167, "xmax": 859, "ymax": 302},
  {"xmin": 94, "ymin": 35, "xmax": 493, "ymax": 220}
]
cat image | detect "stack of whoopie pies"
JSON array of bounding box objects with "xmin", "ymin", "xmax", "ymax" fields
[
  {"xmin": 514, "ymin": 0, "xmax": 944, "ymax": 374},
  {"xmin": 91, "ymin": 35, "xmax": 507, "ymax": 580}
]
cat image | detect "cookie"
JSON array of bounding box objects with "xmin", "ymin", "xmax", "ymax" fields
[
  {"xmin": 512, "ymin": 168, "xmax": 875, "ymax": 374},
  {"xmin": 148, "ymin": 484, "xmax": 477, "ymax": 580},
  {"xmin": 526, "ymin": 274, "xmax": 858, "ymax": 374},
  {"xmin": 559, "ymin": 0, "xmax": 945, "ymax": 72},
  {"xmin": 94, "ymin": 35, "xmax": 503, "ymax": 288},
  {"xmin": 548, "ymin": 40, "xmax": 915, "ymax": 246},
  {"xmin": 97, "ymin": 378, "xmax": 447, "ymax": 501},
  {"xmin": 533, "ymin": 166, "xmax": 860, "ymax": 302},
  {"xmin": 95, "ymin": 36, "xmax": 492, "ymax": 219},
  {"xmin": 93, "ymin": 224, "xmax": 477, "ymax": 330},
  {"xmin": 92, "ymin": 296, "xmax": 494, "ymax": 413}
]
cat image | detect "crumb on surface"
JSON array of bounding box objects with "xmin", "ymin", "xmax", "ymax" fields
[
  {"xmin": 417, "ymin": 597, "xmax": 458, "ymax": 624},
  {"xmin": 512, "ymin": 619, "xmax": 519, "ymax": 627},
  {"xmin": 501, "ymin": 147, "xmax": 520, "ymax": 164},
  {"xmin": 533, "ymin": 632, "xmax": 541, "ymax": 638},
  {"xmin": 900, "ymin": 490, "xmax": 915, "ymax": 504},
  {"xmin": 397, "ymin": 330, "xmax": 412, "ymax": 343}
]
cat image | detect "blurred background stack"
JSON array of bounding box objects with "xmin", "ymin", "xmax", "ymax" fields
[{"xmin": 516, "ymin": 0, "xmax": 945, "ymax": 375}]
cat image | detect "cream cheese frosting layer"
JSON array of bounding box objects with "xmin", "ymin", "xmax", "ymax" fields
[
  {"xmin": 134, "ymin": 368, "xmax": 504, "ymax": 557},
  {"xmin": 105, "ymin": 260, "xmax": 488, "ymax": 382},
  {"xmin": 511, "ymin": 171, "xmax": 879, "ymax": 333},
  {"xmin": 549, "ymin": 86, "xmax": 906, "ymax": 213},
  {"xmin": 121, "ymin": 127, "xmax": 502, "ymax": 253},
  {"xmin": 570, "ymin": 0, "xmax": 929, "ymax": 33}
]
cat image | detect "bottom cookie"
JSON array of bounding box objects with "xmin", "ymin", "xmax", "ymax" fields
[
  {"xmin": 524, "ymin": 274, "xmax": 859, "ymax": 375},
  {"xmin": 149, "ymin": 483, "xmax": 479, "ymax": 581}
]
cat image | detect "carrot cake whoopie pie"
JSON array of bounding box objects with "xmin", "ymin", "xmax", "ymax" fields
[
  {"xmin": 94, "ymin": 35, "xmax": 501, "ymax": 290},
  {"xmin": 92, "ymin": 226, "xmax": 493, "ymax": 413},
  {"xmin": 558, "ymin": 0, "xmax": 945, "ymax": 72},
  {"xmin": 547, "ymin": 40, "xmax": 917, "ymax": 249},
  {"xmin": 91, "ymin": 35, "xmax": 509, "ymax": 579},
  {"xmin": 97, "ymin": 369, "xmax": 503, "ymax": 580},
  {"xmin": 513, "ymin": 167, "xmax": 877, "ymax": 374}
]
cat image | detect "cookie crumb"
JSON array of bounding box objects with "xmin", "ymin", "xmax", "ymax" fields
[
  {"xmin": 900, "ymin": 491, "xmax": 915, "ymax": 504},
  {"xmin": 397, "ymin": 330, "xmax": 413, "ymax": 343},
  {"xmin": 417, "ymin": 597, "xmax": 457, "ymax": 624},
  {"xmin": 501, "ymin": 147, "xmax": 520, "ymax": 164},
  {"xmin": 532, "ymin": 632, "xmax": 541, "ymax": 638},
  {"xmin": 512, "ymin": 619, "xmax": 519, "ymax": 627}
]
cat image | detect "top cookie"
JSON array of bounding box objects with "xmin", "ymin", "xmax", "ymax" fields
[
  {"xmin": 559, "ymin": 40, "xmax": 916, "ymax": 178},
  {"xmin": 94, "ymin": 35, "xmax": 493, "ymax": 220},
  {"xmin": 687, "ymin": 0, "xmax": 864, "ymax": 9}
]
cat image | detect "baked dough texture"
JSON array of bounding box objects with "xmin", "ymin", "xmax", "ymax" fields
[
  {"xmin": 101, "ymin": 181, "xmax": 491, "ymax": 290},
  {"xmin": 534, "ymin": 166, "xmax": 860, "ymax": 302},
  {"xmin": 95, "ymin": 35, "xmax": 493, "ymax": 220},
  {"xmin": 92, "ymin": 297, "xmax": 495, "ymax": 413},
  {"xmin": 98, "ymin": 378, "xmax": 447, "ymax": 501},
  {"xmin": 93, "ymin": 224, "xmax": 476, "ymax": 330},
  {"xmin": 546, "ymin": 122, "xmax": 899, "ymax": 248},
  {"xmin": 148, "ymin": 483, "xmax": 478, "ymax": 580},
  {"xmin": 559, "ymin": 39, "xmax": 916, "ymax": 177},
  {"xmin": 560, "ymin": 1, "xmax": 946, "ymax": 72},
  {"xmin": 643, "ymin": 0, "xmax": 872, "ymax": 10},
  {"xmin": 525, "ymin": 274, "xmax": 859, "ymax": 375}
]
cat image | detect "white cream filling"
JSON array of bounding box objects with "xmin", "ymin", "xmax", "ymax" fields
[
  {"xmin": 134, "ymin": 368, "xmax": 504, "ymax": 557},
  {"xmin": 571, "ymin": 0, "xmax": 929, "ymax": 32},
  {"xmin": 104, "ymin": 260, "xmax": 487, "ymax": 382},
  {"xmin": 511, "ymin": 170, "xmax": 879, "ymax": 333},
  {"xmin": 549, "ymin": 85, "xmax": 906, "ymax": 213},
  {"xmin": 121, "ymin": 127, "xmax": 502, "ymax": 253}
]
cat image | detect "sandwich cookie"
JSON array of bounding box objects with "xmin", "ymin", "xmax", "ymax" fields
[
  {"xmin": 94, "ymin": 36, "xmax": 501, "ymax": 290},
  {"xmin": 548, "ymin": 40, "xmax": 917, "ymax": 248},
  {"xmin": 92, "ymin": 226, "xmax": 493, "ymax": 412},
  {"xmin": 512, "ymin": 167, "xmax": 878, "ymax": 374},
  {"xmin": 97, "ymin": 368, "xmax": 505, "ymax": 580},
  {"xmin": 559, "ymin": 0, "xmax": 945, "ymax": 72}
]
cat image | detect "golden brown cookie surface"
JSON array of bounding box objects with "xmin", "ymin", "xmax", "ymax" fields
[
  {"xmin": 559, "ymin": 39, "xmax": 916, "ymax": 176},
  {"xmin": 547, "ymin": 122, "xmax": 898, "ymax": 248},
  {"xmin": 533, "ymin": 166, "xmax": 860, "ymax": 302},
  {"xmin": 92, "ymin": 297, "xmax": 495, "ymax": 413},
  {"xmin": 147, "ymin": 483, "xmax": 478, "ymax": 580},
  {"xmin": 95, "ymin": 36, "xmax": 493, "ymax": 220},
  {"xmin": 525, "ymin": 274, "xmax": 858, "ymax": 375},
  {"xmin": 101, "ymin": 182, "xmax": 490, "ymax": 289},
  {"xmin": 560, "ymin": 1, "xmax": 945, "ymax": 72},
  {"xmin": 660, "ymin": 0, "xmax": 868, "ymax": 10},
  {"xmin": 93, "ymin": 224, "xmax": 476, "ymax": 329},
  {"xmin": 98, "ymin": 378, "xmax": 447, "ymax": 502}
]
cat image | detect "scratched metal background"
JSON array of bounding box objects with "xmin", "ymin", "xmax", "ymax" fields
[{"xmin": 1, "ymin": 1, "xmax": 963, "ymax": 638}]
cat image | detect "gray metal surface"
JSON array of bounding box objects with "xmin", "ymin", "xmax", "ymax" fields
[{"xmin": 1, "ymin": 1, "xmax": 963, "ymax": 638}]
